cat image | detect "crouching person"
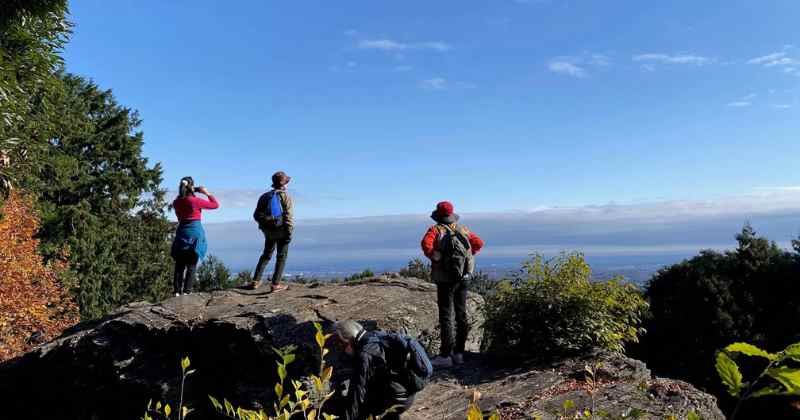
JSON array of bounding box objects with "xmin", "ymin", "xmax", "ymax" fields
[{"xmin": 330, "ymin": 320, "xmax": 432, "ymax": 420}]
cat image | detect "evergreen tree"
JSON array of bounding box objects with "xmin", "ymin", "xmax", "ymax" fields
[{"xmin": 33, "ymin": 74, "xmax": 173, "ymax": 319}]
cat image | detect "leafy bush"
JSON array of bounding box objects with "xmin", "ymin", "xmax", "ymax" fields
[
  {"xmin": 482, "ymin": 252, "xmax": 648, "ymax": 360},
  {"xmin": 343, "ymin": 269, "xmax": 375, "ymax": 282},
  {"xmin": 195, "ymin": 255, "xmax": 239, "ymax": 291},
  {"xmin": 399, "ymin": 258, "xmax": 431, "ymax": 281},
  {"xmin": 0, "ymin": 192, "xmax": 79, "ymax": 361}
]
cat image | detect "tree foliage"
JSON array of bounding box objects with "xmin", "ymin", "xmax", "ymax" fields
[
  {"xmin": 482, "ymin": 252, "xmax": 648, "ymax": 361},
  {"xmin": 2, "ymin": 3, "xmax": 174, "ymax": 320},
  {"xmin": 638, "ymin": 224, "xmax": 800, "ymax": 416},
  {"xmin": 0, "ymin": 192, "xmax": 78, "ymax": 361},
  {"xmin": 0, "ymin": 0, "xmax": 70, "ymax": 195}
]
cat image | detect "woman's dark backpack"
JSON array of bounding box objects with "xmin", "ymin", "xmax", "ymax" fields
[{"xmin": 378, "ymin": 332, "xmax": 433, "ymax": 393}]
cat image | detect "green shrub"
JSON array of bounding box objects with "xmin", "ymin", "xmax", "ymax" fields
[
  {"xmin": 343, "ymin": 269, "xmax": 375, "ymax": 282},
  {"xmin": 482, "ymin": 252, "xmax": 648, "ymax": 360},
  {"xmin": 399, "ymin": 258, "xmax": 431, "ymax": 281},
  {"xmin": 195, "ymin": 255, "xmax": 237, "ymax": 291}
]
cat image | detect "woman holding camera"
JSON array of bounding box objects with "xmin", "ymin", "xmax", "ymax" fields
[{"xmin": 171, "ymin": 176, "xmax": 219, "ymax": 296}]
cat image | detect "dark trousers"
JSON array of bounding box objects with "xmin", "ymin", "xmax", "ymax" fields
[
  {"xmin": 436, "ymin": 277, "xmax": 469, "ymax": 357},
  {"xmin": 173, "ymin": 251, "xmax": 199, "ymax": 294},
  {"xmin": 253, "ymin": 228, "xmax": 291, "ymax": 285},
  {"xmin": 331, "ymin": 379, "xmax": 414, "ymax": 420}
]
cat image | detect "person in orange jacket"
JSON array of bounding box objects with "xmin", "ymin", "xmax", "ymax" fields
[{"xmin": 420, "ymin": 201, "xmax": 484, "ymax": 368}]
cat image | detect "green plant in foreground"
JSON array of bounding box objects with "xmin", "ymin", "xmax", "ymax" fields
[
  {"xmin": 209, "ymin": 322, "xmax": 337, "ymax": 420},
  {"xmin": 143, "ymin": 322, "xmax": 502, "ymax": 420},
  {"xmin": 142, "ymin": 356, "xmax": 196, "ymax": 420},
  {"xmin": 716, "ymin": 340, "xmax": 800, "ymax": 419}
]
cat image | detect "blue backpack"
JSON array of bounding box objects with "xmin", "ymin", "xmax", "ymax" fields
[
  {"xmin": 268, "ymin": 191, "xmax": 284, "ymax": 224},
  {"xmin": 377, "ymin": 332, "xmax": 433, "ymax": 393},
  {"xmin": 254, "ymin": 191, "xmax": 284, "ymax": 229}
]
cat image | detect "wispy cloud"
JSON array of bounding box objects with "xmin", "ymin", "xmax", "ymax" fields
[
  {"xmin": 773, "ymin": 104, "xmax": 793, "ymax": 109},
  {"xmin": 548, "ymin": 61, "xmax": 586, "ymax": 78},
  {"xmin": 748, "ymin": 51, "xmax": 800, "ymax": 76},
  {"xmin": 727, "ymin": 93, "xmax": 757, "ymax": 107},
  {"xmin": 633, "ymin": 53, "xmax": 711, "ymax": 65},
  {"xmin": 394, "ymin": 65, "xmax": 414, "ymax": 72},
  {"xmin": 358, "ymin": 39, "xmax": 452, "ymax": 52},
  {"xmin": 547, "ymin": 53, "xmax": 612, "ymax": 78},
  {"xmin": 420, "ymin": 77, "xmax": 447, "ymax": 90},
  {"xmin": 747, "ymin": 52, "xmax": 799, "ymax": 67}
]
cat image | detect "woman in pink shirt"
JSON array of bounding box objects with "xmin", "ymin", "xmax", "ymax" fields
[{"xmin": 171, "ymin": 176, "xmax": 219, "ymax": 296}]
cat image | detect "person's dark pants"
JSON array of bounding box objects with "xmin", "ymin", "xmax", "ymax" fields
[
  {"xmin": 374, "ymin": 382, "xmax": 414, "ymax": 420},
  {"xmin": 436, "ymin": 274, "xmax": 469, "ymax": 357},
  {"xmin": 331, "ymin": 379, "xmax": 414, "ymax": 420},
  {"xmin": 173, "ymin": 251, "xmax": 199, "ymax": 294},
  {"xmin": 253, "ymin": 228, "xmax": 291, "ymax": 285}
]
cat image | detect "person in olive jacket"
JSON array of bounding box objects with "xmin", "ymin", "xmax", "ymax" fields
[{"xmin": 250, "ymin": 171, "xmax": 294, "ymax": 292}]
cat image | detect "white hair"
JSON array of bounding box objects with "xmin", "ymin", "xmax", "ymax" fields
[{"xmin": 333, "ymin": 320, "xmax": 365, "ymax": 343}]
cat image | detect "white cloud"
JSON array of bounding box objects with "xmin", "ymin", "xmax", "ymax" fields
[
  {"xmin": 748, "ymin": 52, "xmax": 787, "ymax": 65},
  {"xmin": 727, "ymin": 101, "xmax": 751, "ymax": 107},
  {"xmin": 633, "ymin": 53, "xmax": 711, "ymax": 65},
  {"xmin": 359, "ymin": 39, "xmax": 407, "ymax": 51},
  {"xmin": 420, "ymin": 77, "xmax": 447, "ymax": 90},
  {"xmin": 589, "ymin": 54, "xmax": 611, "ymax": 67},
  {"xmin": 548, "ymin": 61, "xmax": 587, "ymax": 78},
  {"xmin": 547, "ymin": 53, "xmax": 611, "ymax": 78},
  {"xmin": 344, "ymin": 29, "xmax": 358, "ymax": 37},
  {"xmin": 358, "ymin": 39, "xmax": 452, "ymax": 52},
  {"xmin": 773, "ymin": 104, "xmax": 793, "ymax": 109},
  {"xmin": 417, "ymin": 41, "xmax": 452, "ymax": 52},
  {"xmin": 748, "ymin": 52, "xmax": 800, "ymax": 71}
]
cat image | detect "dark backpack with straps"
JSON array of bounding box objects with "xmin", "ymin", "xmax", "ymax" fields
[
  {"xmin": 438, "ymin": 224, "xmax": 473, "ymax": 281},
  {"xmin": 376, "ymin": 332, "xmax": 433, "ymax": 393}
]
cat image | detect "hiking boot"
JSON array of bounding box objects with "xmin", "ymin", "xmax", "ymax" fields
[
  {"xmin": 271, "ymin": 283, "xmax": 289, "ymax": 293},
  {"xmin": 431, "ymin": 356, "xmax": 453, "ymax": 369},
  {"xmin": 452, "ymin": 353, "xmax": 464, "ymax": 365}
]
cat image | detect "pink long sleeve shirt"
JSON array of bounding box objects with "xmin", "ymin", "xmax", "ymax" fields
[{"xmin": 173, "ymin": 195, "xmax": 219, "ymax": 222}]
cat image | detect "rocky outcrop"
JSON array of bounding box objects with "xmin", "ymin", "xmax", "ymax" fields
[
  {"xmin": 0, "ymin": 277, "xmax": 723, "ymax": 420},
  {"xmin": 407, "ymin": 351, "xmax": 724, "ymax": 419}
]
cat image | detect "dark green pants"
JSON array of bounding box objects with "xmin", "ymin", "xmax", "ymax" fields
[{"xmin": 253, "ymin": 227, "xmax": 291, "ymax": 285}]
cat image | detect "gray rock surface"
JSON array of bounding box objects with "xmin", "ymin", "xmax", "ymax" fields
[
  {"xmin": 406, "ymin": 351, "xmax": 725, "ymax": 419},
  {"xmin": 0, "ymin": 277, "xmax": 722, "ymax": 420}
]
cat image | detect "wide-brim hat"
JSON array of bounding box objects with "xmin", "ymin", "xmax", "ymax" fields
[
  {"xmin": 272, "ymin": 171, "xmax": 291, "ymax": 188},
  {"xmin": 431, "ymin": 201, "xmax": 460, "ymax": 224}
]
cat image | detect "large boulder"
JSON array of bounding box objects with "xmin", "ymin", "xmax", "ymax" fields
[
  {"xmin": 406, "ymin": 351, "xmax": 725, "ymax": 419},
  {"xmin": 0, "ymin": 277, "xmax": 482, "ymax": 420},
  {"xmin": 0, "ymin": 276, "xmax": 723, "ymax": 420}
]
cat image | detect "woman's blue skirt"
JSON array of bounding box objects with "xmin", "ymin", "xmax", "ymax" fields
[{"xmin": 171, "ymin": 220, "xmax": 208, "ymax": 261}]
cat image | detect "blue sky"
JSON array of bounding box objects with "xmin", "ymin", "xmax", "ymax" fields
[{"xmin": 64, "ymin": 0, "xmax": 800, "ymax": 223}]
